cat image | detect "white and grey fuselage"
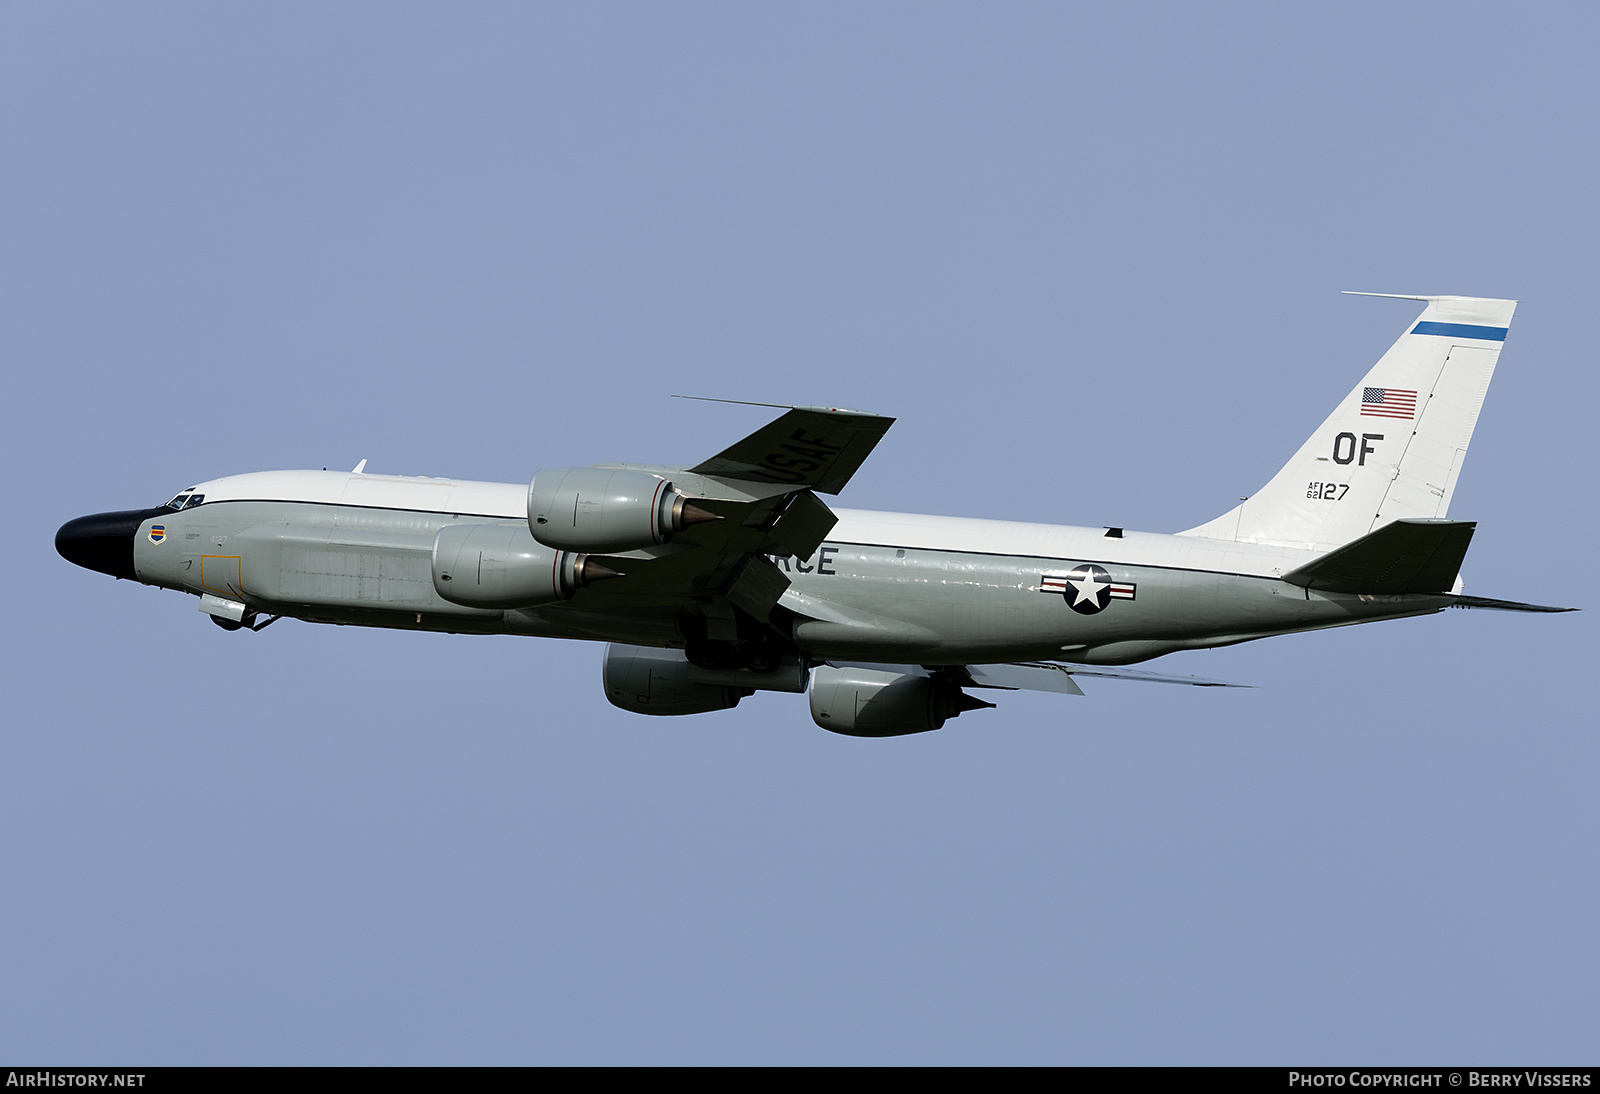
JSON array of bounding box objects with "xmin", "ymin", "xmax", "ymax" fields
[
  {"xmin": 123, "ymin": 468, "xmax": 1446, "ymax": 667},
  {"xmin": 60, "ymin": 294, "xmax": 1568, "ymax": 734}
]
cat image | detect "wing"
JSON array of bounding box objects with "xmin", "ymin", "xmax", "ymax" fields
[
  {"xmin": 959, "ymin": 662, "xmax": 1086, "ymax": 695},
  {"xmin": 688, "ymin": 406, "xmax": 896, "ymax": 494},
  {"xmin": 528, "ymin": 405, "xmax": 893, "ymax": 640}
]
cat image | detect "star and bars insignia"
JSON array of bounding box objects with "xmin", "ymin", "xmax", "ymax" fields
[{"xmin": 1041, "ymin": 564, "xmax": 1136, "ymax": 615}]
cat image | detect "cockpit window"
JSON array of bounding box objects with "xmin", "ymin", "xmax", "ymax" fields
[
  {"xmin": 184, "ymin": 494, "xmax": 204, "ymax": 508},
  {"xmin": 164, "ymin": 492, "xmax": 205, "ymax": 510},
  {"xmin": 166, "ymin": 493, "xmax": 191, "ymax": 510}
]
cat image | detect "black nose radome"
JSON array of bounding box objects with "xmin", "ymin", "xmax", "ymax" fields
[{"xmin": 55, "ymin": 508, "xmax": 166, "ymax": 581}]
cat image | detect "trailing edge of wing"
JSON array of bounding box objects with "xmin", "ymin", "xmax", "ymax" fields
[{"xmin": 689, "ymin": 407, "xmax": 895, "ymax": 494}]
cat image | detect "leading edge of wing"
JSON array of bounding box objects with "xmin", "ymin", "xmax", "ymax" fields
[{"xmin": 685, "ymin": 405, "xmax": 895, "ymax": 495}]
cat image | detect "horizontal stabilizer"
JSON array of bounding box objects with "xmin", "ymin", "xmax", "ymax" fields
[
  {"xmin": 690, "ymin": 407, "xmax": 895, "ymax": 494},
  {"xmin": 1282, "ymin": 518, "xmax": 1475, "ymax": 594},
  {"xmin": 1444, "ymin": 594, "xmax": 1579, "ymax": 613}
]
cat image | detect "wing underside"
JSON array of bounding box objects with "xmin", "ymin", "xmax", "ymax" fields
[
  {"xmin": 959, "ymin": 661, "xmax": 1249, "ymax": 693},
  {"xmin": 824, "ymin": 660, "xmax": 1249, "ymax": 697}
]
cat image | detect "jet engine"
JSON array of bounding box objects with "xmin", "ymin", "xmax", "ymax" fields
[
  {"xmin": 432, "ymin": 523, "xmax": 618, "ymax": 608},
  {"xmin": 602, "ymin": 644, "xmax": 749, "ymax": 716},
  {"xmin": 808, "ymin": 665, "xmax": 993, "ymax": 737},
  {"xmin": 528, "ymin": 468, "xmax": 718, "ymax": 553}
]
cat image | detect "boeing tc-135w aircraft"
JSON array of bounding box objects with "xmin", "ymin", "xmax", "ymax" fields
[{"xmin": 57, "ymin": 294, "xmax": 1572, "ymax": 735}]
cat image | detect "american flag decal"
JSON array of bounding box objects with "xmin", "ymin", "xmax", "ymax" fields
[{"xmin": 1360, "ymin": 387, "xmax": 1418, "ymax": 419}]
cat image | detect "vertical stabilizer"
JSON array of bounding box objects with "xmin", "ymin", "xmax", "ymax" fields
[{"xmin": 1181, "ymin": 295, "xmax": 1516, "ymax": 551}]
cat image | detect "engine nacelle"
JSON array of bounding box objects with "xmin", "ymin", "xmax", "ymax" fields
[
  {"xmin": 528, "ymin": 468, "xmax": 718, "ymax": 553},
  {"xmin": 602, "ymin": 644, "xmax": 747, "ymax": 716},
  {"xmin": 432, "ymin": 523, "xmax": 613, "ymax": 608},
  {"xmin": 809, "ymin": 665, "xmax": 990, "ymax": 737}
]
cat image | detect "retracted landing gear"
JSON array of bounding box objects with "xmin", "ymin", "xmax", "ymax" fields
[
  {"xmin": 209, "ymin": 609, "xmax": 280, "ymax": 632},
  {"xmin": 680, "ymin": 607, "xmax": 792, "ymax": 675},
  {"xmin": 200, "ymin": 593, "xmax": 279, "ymax": 632},
  {"xmin": 684, "ymin": 635, "xmax": 786, "ymax": 674}
]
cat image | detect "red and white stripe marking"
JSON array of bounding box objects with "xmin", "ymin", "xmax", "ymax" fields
[{"xmin": 1040, "ymin": 574, "xmax": 1136, "ymax": 600}]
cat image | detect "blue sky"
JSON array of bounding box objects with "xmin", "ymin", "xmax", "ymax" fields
[{"xmin": 3, "ymin": 3, "xmax": 1596, "ymax": 1064}]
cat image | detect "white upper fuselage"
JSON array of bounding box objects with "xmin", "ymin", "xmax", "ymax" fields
[{"xmin": 185, "ymin": 468, "xmax": 1321, "ymax": 579}]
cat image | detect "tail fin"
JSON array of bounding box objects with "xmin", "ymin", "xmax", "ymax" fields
[{"xmin": 1181, "ymin": 294, "xmax": 1517, "ymax": 551}]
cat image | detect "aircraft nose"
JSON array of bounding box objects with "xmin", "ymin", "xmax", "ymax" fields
[{"xmin": 55, "ymin": 508, "xmax": 160, "ymax": 580}]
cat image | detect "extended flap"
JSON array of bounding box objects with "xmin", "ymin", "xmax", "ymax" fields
[
  {"xmin": 725, "ymin": 554, "xmax": 791, "ymax": 620},
  {"xmin": 763, "ymin": 490, "xmax": 838, "ymax": 559}
]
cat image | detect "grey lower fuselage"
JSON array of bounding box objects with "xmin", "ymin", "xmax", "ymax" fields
[{"xmin": 128, "ymin": 473, "xmax": 1445, "ymax": 667}]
